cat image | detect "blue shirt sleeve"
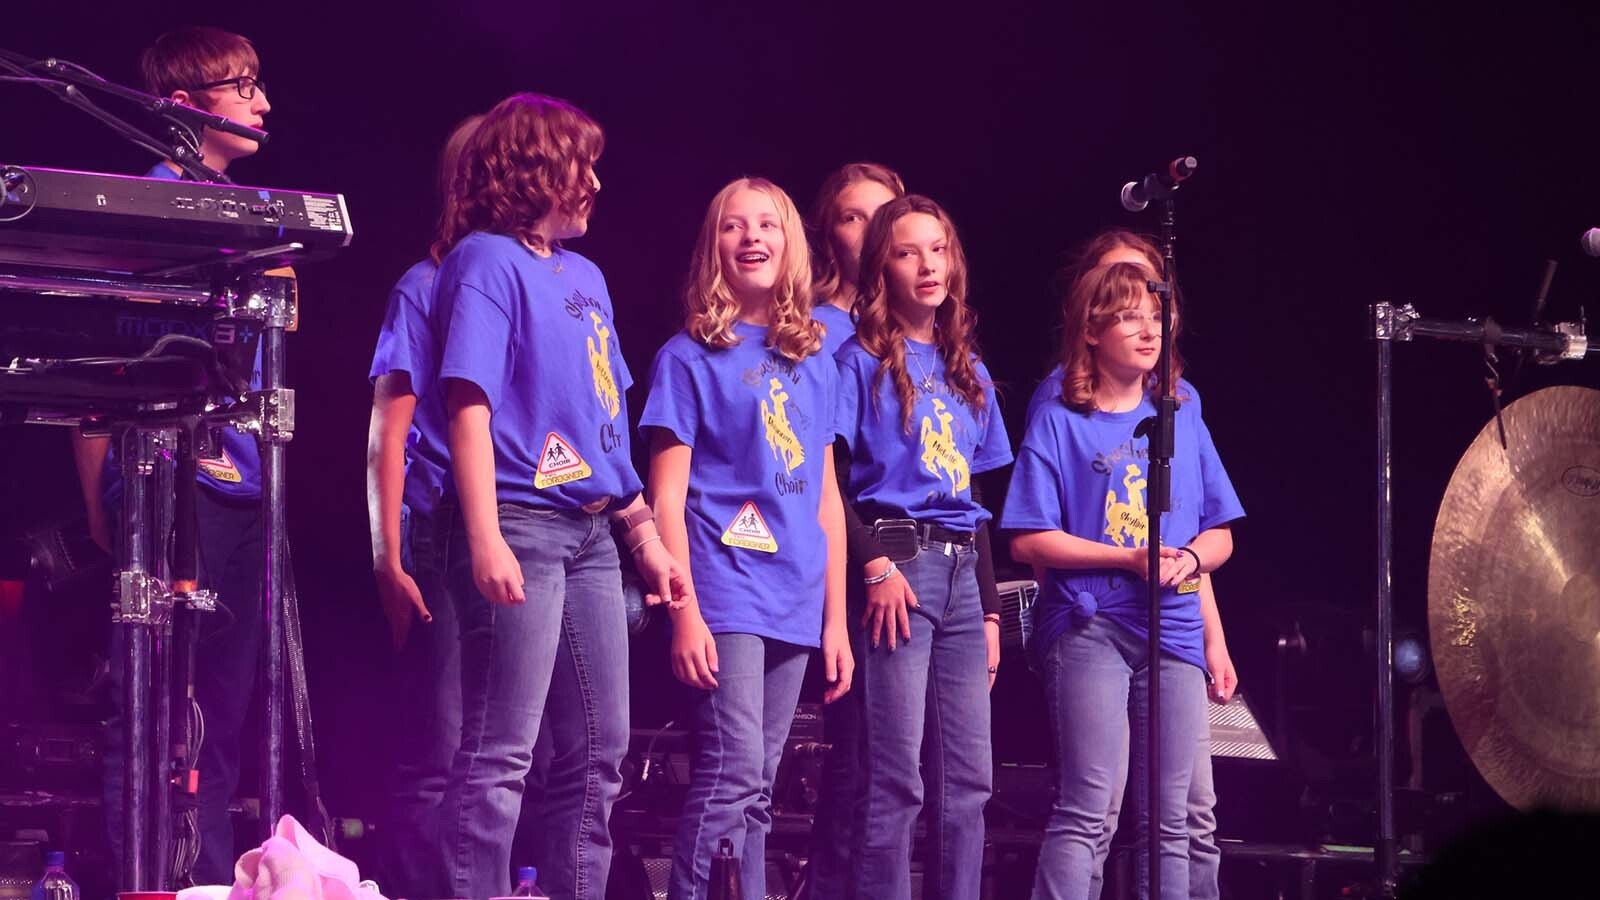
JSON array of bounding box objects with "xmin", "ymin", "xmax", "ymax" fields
[
  {"xmin": 639, "ymin": 343, "xmax": 702, "ymax": 448},
  {"xmin": 1195, "ymin": 415, "xmax": 1245, "ymax": 530},
  {"xmin": 992, "ymin": 416, "xmax": 1068, "ymax": 531},
  {"xmin": 439, "ymin": 280, "xmax": 513, "ymax": 412},
  {"xmin": 970, "ymin": 368, "xmax": 1014, "ymax": 474}
]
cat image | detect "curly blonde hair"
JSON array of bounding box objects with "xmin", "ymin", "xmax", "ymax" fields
[
  {"xmin": 854, "ymin": 195, "xmax": 988, "ymax": 433},
  {"xmin": 431, "ymin": 93, "xmax": 603, "ymax": 262},
  {"xmin": 684, "ymin": 177, "xmax": 821, "ymax": 362}
]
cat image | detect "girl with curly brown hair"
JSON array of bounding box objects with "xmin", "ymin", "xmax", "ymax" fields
[
  {"xmin": 835, "ymin": 195, "xmax": 1012, "ymax": 899},
  {"xmin": 428, "ymin": 92, "xmax": 689, "ymax": 900},
  {"xmin": 640, "ymin": 176, "xmax": 853, "ymax": 899}
]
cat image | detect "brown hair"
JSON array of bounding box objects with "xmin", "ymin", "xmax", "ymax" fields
[
  {"xmin": 854, "ymin": 195, "xmax": 988, "ymax": 432},
  {"xmin": 140, "ymin": 27, "xmax": 260, "ymax": 104},
  {"xmin": 431, "ymin": 93, "xmax": 604, "ymax": 262},
  {"xmin": 435, "ymin": 114, "xmax": 484, "ymax": 246},
  {"xmin": 684, "ymin": 178, "xmax": 821, "ymax": 362},
  {"xmin": 810, "ymin": 162, "xmax": 906, "ymax": 306},
  {"xmin": 1057, "ymin": 260, "xmax": 1184, "ymax": 412}
]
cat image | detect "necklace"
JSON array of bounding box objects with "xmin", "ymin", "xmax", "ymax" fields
[
  {"xmin": 906, "ymin": 339, "xmax": 938, "ymax": 393},
  {"xmin": 521, "ymin": 238, "xmax": 564, "ymax": 273}
]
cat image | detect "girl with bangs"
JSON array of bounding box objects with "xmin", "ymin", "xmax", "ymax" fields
[
  {"xmin": 1002, "ymin": 260, "xmax": 1244, "ymax": 899},
  {"xmin": 430, "ymin": 93, "xmax": 688, "ymax": 900},
  {"xmin": 641, "ymin": 177, "xmax": 853, "ymax": 899},
  {"xmin": 837, "ymin": 195, "xmax": 1011, "ymax": 900},
  {"xmin": 810, "ymin": 162, "xmax": 906, "ymax": 356},
  {"xmin": 1023, "ymin": 230, "xmax": 1239, "ymax": 900}
]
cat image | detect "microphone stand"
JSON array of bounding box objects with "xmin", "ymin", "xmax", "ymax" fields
[
  {"xmin": 0, "ymin": 50, "xmax": 234, "ymax": 183},
  {"xmin": 1132, "ymin": 196, "xmax": 1179, "ymax": 900}
]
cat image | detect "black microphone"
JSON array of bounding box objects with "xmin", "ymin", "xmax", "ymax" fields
[
  {"xmin": 153, "ymin": 98, "xmax": 269, "ymax": 145},
  {"xmin": 1581, "ymin": 227, "xmax": 1600, "ymax": 258},
  {"xmin": 1120, "ymin": 156, "xmax": 1198, "ymax": 212}
]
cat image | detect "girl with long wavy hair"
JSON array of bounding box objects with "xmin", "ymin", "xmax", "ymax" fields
[
  {"xmin": 1023, "ymin": 229, "xmax": 1237, "ymax": 900},
  {"xmin": 836, "ymin": 195, "xmax": 1011, "ymax": 900},
  {"xmin": 641, "ymin": 177, "xmax": 853, "ymax": 900},
  {"xmin": 810, "ymin": 161, "xmax": 905, "ymax": 356},
  {"xmin": 429, "ymin": 92, "xmax": 688, "ymax": 900},
  {"xmin": 1002, "ymin": 258, "xmax": 1244, "ymax": 900}
]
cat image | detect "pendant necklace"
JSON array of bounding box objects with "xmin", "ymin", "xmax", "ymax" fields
[{"xmin": 906, "ymin": 339, "xmax": 938, "ymax": 393}]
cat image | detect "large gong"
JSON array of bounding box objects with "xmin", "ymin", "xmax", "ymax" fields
[{"xmin": 1428, "ymin": 385, "xmax": 1600, "ymax": 810}]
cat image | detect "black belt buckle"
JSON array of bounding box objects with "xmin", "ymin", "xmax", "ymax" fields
[{"xmin": 871, "ymin": 518, "xmax": 921, "ymax": 564}]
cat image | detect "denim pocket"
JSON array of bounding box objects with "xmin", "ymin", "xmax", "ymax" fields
[{"xmin": 498, "ymin": 502, "xmax": 563, "ymax": 522}]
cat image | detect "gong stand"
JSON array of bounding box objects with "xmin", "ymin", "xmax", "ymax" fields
[{"xmin": 1369, "ymin": 301, "xmax": 1590, "ymax": 896}]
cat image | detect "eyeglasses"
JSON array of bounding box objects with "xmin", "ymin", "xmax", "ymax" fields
[
  {"xmin": 1102, "ymin": 308, "xmax": 1165, "ymax": 334},
  {"xmin": 194, "ymin": 75, "xmax": 266, "ymax": 101}
]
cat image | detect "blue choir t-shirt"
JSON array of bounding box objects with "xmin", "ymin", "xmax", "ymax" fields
[
  {"xmin": 834, "ymin": 336, "xmax": 1012, "ymax": 532},
  {"xmin": 1001, "ymin": 378, "xmax": 1244, "ymax": 670},
  {"xmin": 640, "ymin": 323, "xmax": 841, "ymax": 648},
  {"xmin": 101, "ymin": 163, "xmax": 263, "ymax": 501},
  {"xmin": 812, "ymin": 303, "xmax": 856, "ymax": 358},
  {"xmin": 368, "ymin": 259, "xmax": 450, "ymax": 520},
  {"xmin": 434, "ymin": 232, "xmax": 642, "ymax": 509}
]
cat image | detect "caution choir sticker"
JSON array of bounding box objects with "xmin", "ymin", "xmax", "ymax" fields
[
  {"xmin": 534, "ymin": 432, "xmax": 592, "ymax": 489},
  {"xmin": 721, "ymin": 500, "xmax": 778, "ymax": 553}
]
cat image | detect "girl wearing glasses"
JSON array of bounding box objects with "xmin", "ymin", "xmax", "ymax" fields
[
  {"xmin": 641, "ymin": 177, "xmax": 851, "ymax": 900},
  {"xmin": 1024, "ymin": 230, "xmax": 1240, "ymax": 900},
  {"xmin": 1002, "ymin": 256, "xmax": 1244, "ymax": 900},
  {"xmin": 837, "ymin": 195, "xmax": 1010, "ymax": 900},
  {"xmin": 430, "ymin": 92, "xmax": 688, "ymax": 900}
]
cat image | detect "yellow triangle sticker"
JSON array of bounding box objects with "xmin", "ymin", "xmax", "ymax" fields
[
  {"xmin": 720, "ymin": 500, "xmax": 778, "ymax": 554},
  {"xmin": 198, "ymin": 450, "xmax": 242, "ymax": 484},
  {"xmin": 534, "ymin": 432, "xmax": 592, "ymax": 489}
]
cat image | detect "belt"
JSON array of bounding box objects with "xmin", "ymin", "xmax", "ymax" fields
[{"xmin": 870, "ymin": 517, "xmax": 975, "ymax": 557}]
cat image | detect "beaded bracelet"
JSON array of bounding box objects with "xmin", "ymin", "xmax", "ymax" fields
[{"xmin": 863, "ymin": 560, "xmax": 898, "ymax": 585}]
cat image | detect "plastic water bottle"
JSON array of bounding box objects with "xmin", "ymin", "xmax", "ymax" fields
[
  {"xmin": 30, "ymin": 852, "xmax": 80, "ymax": 900},
  {"xmin": 511, "ymin": 866, "xmax": 549, "ymax": 898}
]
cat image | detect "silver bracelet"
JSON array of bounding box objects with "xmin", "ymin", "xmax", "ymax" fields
[{"xmin": 863, "ymin": 559, "xmax": 898, "ymax": 585}]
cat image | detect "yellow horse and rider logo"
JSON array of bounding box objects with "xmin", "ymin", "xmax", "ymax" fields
[
  {"xmin": 919, "ymin": 398, "xmax": 971, "ymax": 493},
  {"xmin": 587, "ymin": 312, "xmax": 620, "ymax": 420},
  {"xmin": 761, "ymin": 377, "xmax": 806, "ymax": 473}
]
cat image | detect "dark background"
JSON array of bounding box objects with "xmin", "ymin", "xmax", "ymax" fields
[{"xmin": 4, "ymin": 0, "xmax": 1599, "ymax": 864}]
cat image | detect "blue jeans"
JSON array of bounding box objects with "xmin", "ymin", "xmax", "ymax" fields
[
  {"xmin": 1032, "ymin": 617, "xmax": 1205, "ymax": 900},
  {"xmin": 103, "ymin": 490, "xmax": 262, "ymax": 886},
  {"xmin": 669, "ymin": 633, "xmax": 810, "ymax": 900},
  {"xmin": 1089, "ymin": 692, "xmax": 1219, "ymax": 900},
  {"xmin": 855, "ymin": 546, "xmax": 991, "ymax": 900},
  {"xmin": 382, "ymin": 503, "xmax": 460, "ymax": 899},
  {"xmin": 439, "ymin": 504, "xmax": 629, "ymax": 900}
]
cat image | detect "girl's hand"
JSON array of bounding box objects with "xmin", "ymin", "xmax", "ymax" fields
[
  {"xmin": 471, "ymin": 533, "xmax": 525, "ymax": 605},
  {"xmin": 1206, "ymin": 640, "xmax": 1238, "ymax": 705},
  {"xmin": 862, "ymin": 557, "xmax": 918, "ymax": 651},
  {"xmin": 985, "ymin": 618, "xmax": 1000, "ymax": 692},
  {"xmin": 1158, "ymin": 546, "xmax": 1199, "ymax": 587},
  {"xmin": 632, "ymin": 536, "xmax": 693, "ymax": 610},
  {"xmin": 670, "ymin": 608, "xmax": 719, "ymax": 690},
  {"xmin": 375, "ymin": 563, "xmax": 431, "ymax": 650},
  {"xmin": 821, "ymin": 623, "xmax": 855, "ymax": 703}
]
